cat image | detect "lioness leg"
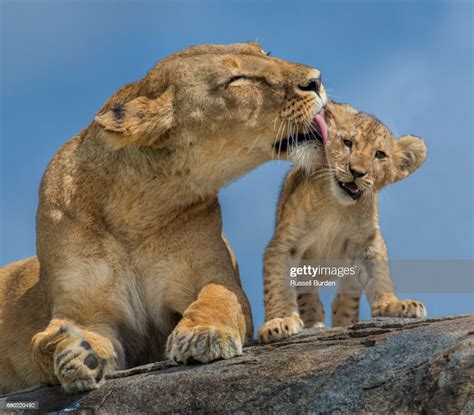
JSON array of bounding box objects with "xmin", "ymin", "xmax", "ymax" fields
[
  {"xmin": 31, "ymin": 319, "xmax": 121, "ymax": 393},
  {"xmin": 166, "ymin": 283, "xmax": 249, "ymax": 364}
]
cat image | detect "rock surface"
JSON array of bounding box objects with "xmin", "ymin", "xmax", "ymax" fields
[{"xmin": 1, "ymin": 315, "xmax": 473, "ymax": 414}]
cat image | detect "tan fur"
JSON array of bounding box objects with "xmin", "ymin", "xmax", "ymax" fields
[
  {"xmin": 0, "ymin": 42, "xmax": 328, "ymax": 393},
  {"xmin": 259, "ymin": 101, "xmax": 427, "ymax": 343}
]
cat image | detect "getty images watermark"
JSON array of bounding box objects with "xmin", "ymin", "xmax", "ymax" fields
[
  {"xmin": 286, "ymin": 260, "xmax": 474, "ymax": 293},
  {"xmin": 289, "ymin": 263, "xmax": 357, "ymax": 287}
]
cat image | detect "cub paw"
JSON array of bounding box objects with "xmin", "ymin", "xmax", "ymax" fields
[
  {"xmin": 52, "ymin": 327, "xmax": 106, "ymax": 393},
  {"xmin": 166, "ymin": 322, "xmax": 242, "ymax": 365},
  {"xmin": 372, "ymin": 299, "xmax": 426, "ymax": 319},
  {"xmin": 258, "ymin": 313, "xmax": 303, "ymax": 344}
]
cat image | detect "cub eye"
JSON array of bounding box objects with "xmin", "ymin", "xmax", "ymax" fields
[
  {"xmin": 343, "ymin": 139, "xmax": 353, "ymax": 148},
  {"xmin": 226, "ymin": 75, "xmax": 249, "ymax": 86},
  {"xmin": 375, "ymin": 150, "xmax": 387, "ymax": 159}
]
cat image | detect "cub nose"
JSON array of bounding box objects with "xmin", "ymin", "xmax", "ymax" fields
[
  {"xmin": 350, "ymin": 167, "xmax": 367, "ymax": 179},
  {"xmin": 299, "ymin": 76, "xmax": 322, "ymax": 95}
]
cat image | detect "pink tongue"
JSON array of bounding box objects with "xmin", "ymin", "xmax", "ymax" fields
[
  {"xmin": 343, "ymin": 182, "xmax": 359, "ymax": 193},
  {"xmin": 313, "ymin": 108, "xmax": 328, "ymax": 145}
]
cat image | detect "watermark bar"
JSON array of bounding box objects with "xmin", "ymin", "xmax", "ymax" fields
[{"xmin": 285, "ymin": 260, "xmax": 474, "ymax": 293}]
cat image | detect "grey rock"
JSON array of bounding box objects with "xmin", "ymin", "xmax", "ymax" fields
[{"xmin": 1, "ymin": 315, "xmax": 472, "ymax": 414}]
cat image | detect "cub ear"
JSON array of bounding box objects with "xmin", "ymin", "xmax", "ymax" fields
[
  {"xmin": 392, "ymin": 135, "xmax": 427, "ymax": 183},
  {"xmin": 95, "ymin": 89, "xmax": 174, "ymax": 149}
]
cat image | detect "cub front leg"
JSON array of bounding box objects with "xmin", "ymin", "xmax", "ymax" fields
[
  {"xmin": 362, "ymin": 233, "xmax": 427, "ymax": 320},
  {"xmin": 258, "ymin": 237, "xmax": 304, "ymax": 344},
  {"xmin": 166, "ymin": 283, "xmax": 249, "ymax": 364},
  {"xmin": 258, "ymin": 180, "xmax": 312, "ymax": 343},
  {"xmin": 258, "ymin": 313, "xmax": 304, "ymax": 344},
  {"xmin": 371, "ymin": 293, "xmax": 426, "ymax": 319}
]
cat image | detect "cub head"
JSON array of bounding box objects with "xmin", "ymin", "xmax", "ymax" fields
[
  {"xmin": 324, "ymin": 101, "xmax": 427, "ymax": 205},
  {"xmin": 95, "ymin": 42, "xmax": 328, "ymax": 185}
]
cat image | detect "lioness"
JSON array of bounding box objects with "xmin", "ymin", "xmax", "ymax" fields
[
  {"xmin": 0, "ymin": 43, "xmax": 328, "ymax": 393},
  {"xmin": 258, "ymin": 101, "xmax": 427, "ymax": 343}
]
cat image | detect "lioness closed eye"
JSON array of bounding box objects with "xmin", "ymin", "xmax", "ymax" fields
[
  {"xmin": 0, "ymin": 43, "xmax": 329, "ymax": 393},
  {"xmin": 259, "ymin": 101, "xmax": 427, "ymax": 343}
]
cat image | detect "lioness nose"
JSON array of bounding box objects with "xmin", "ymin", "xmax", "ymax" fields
[
  {"xmin": 299, "ymin": 77, "xmax": 322, "ymax": 95},
  {"xmin": 350, "ymin": 167, "xmax": 367, "ymax": 179}
]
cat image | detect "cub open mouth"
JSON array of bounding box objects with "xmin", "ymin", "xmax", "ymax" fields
[
  {"xmin": 274, "ymin": 108, "xmax": 328, "ymax": 153},
  {"xmin": 337, "ymin": 180, "xmax": 363, "ymax": 200}
]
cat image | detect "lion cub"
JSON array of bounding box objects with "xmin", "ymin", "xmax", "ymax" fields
[{"xmin": 259, "ymin": 101, "xmax": 427, "ymax": 343}]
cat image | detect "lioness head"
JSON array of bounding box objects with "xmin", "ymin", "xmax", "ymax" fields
[
  {"xmin": 324, "ymin": 101, "xmax": 427, "ymax": 205},
  {"xmin": 94, "ymin": 43, "xmax": 328, "ymax": 191}
]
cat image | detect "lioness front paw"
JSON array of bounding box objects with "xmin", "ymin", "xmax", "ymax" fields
[
  {"xmin": 52, "ymin": 327, "xmax": 106, "ymax": 393},
  {"xmin": 166, "ymin": 322, "xmax": 242, "ymax": 364},
  {"xmin": 372, "ymin": 299, "xmax": 426, "ymax": 319},
  {"xmin": 258, "ymin": 313, "xmax": 303, "ymax": 344}
]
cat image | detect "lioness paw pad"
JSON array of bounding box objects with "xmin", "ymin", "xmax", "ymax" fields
[
  {"xmin": 53, "ymin": 328, "xmax": 106, "ymax": 393},
  {"xmin": 372, "ymin": 299, "xmax": 426, "ymax": 319},
  {"xmin": 258, "ymin": 313, "xmax": 303, "ymax": 344},
  {"xmin": 166, "ymin": 324, "xmax": 242, "ymax": 365}
]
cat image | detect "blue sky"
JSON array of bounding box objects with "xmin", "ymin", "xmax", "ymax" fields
[{"xmin": 1, "ymin": 0, "xmax": 473, "ymax": 329}]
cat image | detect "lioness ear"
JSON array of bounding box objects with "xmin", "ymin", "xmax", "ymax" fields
[
  {"xmin": 95, "ymin": 89, "xmax": 174, "ymax": 148},
  {"xmin": 392, "ymin": 135, "xmax": 427, "ymax": 183}
]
